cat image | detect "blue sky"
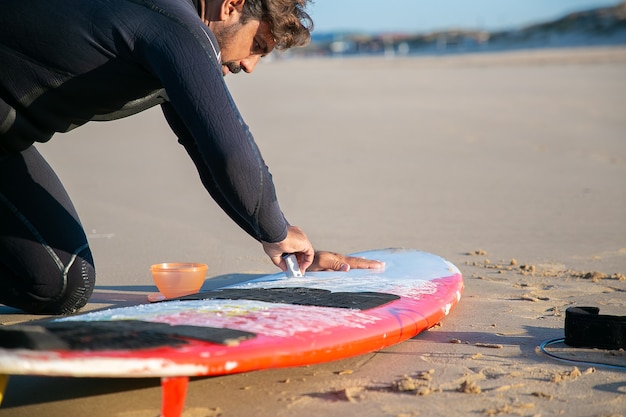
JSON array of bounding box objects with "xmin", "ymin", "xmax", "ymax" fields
[{"xmin": 308, "ymin": 0, "xmax": 623, "ymax": 33}]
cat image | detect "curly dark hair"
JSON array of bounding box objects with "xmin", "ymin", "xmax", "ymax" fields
[{"xmin": 241, "ymin": 0, "xmax": 314, "ymax": 50}]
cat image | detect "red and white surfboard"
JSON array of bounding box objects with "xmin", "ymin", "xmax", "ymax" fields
[{"xmin": 0, "ymin": 248, "xmax": 463, "ymax": 417}]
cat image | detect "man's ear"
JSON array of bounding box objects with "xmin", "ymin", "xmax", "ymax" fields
[{"xmin": 219, "ymin": 0, "xmax": 245, "ymax": 22}]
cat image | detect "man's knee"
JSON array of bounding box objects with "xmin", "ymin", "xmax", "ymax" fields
[
  {"xmin": 45, "ymin": 251, "xmax": 96, "ymax": 315},
  {"xmin": 0, "ymin": 251, "xmax": 96, "ymax": 315}
]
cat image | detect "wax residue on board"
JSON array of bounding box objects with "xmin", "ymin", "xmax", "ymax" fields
[
  {"xmin": 58, "ymin": 299, "xmax": 383, "ymax": 338},
  {"xmin": 227, "ymin": 249, "xmax": 460, "ymax": 300},
  {"xmin": 232, "ymin": 264, "xmax": 450, "ymax": 300}
]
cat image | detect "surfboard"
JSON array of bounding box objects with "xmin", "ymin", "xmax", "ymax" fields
[{"xmin": 0, "ymin": 248, "xmax": 463, "ymax": 416}]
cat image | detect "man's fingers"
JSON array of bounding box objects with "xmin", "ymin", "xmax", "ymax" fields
[
  {"xmin": 308, "ymin": 251, "xmax": 385, "ymax": 272},
  {"xmin": 346, "ymin": 256, "xmax": 385, "ymax": 270},
  {"xmin": 297, "ymin": 251, "xmax": 314, "ymax": 273},
  {"xmin": 316, "ymin": 255, "xmax": 349, "ymax": 272}
]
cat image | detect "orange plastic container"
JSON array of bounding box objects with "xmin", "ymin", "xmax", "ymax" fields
[{"xmin": 150, "ymin": 262, "xmax": 208, "ymax": 299}]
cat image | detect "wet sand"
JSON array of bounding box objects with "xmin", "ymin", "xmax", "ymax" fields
[{"xmin": 1, "ymin": 46, "xmax": 625, "ymax": 416}]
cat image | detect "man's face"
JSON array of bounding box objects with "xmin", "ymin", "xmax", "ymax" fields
[{"xmin": 212, "ymin": 19, "xmax": 275, "ymax": 76}]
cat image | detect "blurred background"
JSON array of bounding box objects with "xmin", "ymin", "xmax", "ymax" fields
[{"xmin": 288, "ymin": 0, "xmax": 626, "ymax": 57}]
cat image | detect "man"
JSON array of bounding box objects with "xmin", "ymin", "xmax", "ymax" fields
[{"xmin": 0, "ymin": 0, "xmax": 383, "ymax": 315}]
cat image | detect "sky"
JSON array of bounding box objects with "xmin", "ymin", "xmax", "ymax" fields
[{"xmin": 308, "ymin": 0, "xmax": 624, "ymax": 33}]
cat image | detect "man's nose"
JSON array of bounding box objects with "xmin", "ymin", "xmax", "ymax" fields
[{"xmin": 241, "ymin": 55, "xmax": 261, "ymax": 73}]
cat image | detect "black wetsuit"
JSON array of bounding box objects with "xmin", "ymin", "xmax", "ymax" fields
[{"xmin": 0, "ymin": 0, "xmax": 288, "ymax": 314}]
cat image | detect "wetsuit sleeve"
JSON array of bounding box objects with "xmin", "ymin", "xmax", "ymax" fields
[
  {"xmin": 161, "ymin": 102, "xmax": 288, "ymax": 241},
  {"xmin": 135, "ymin": 20, "xmax": 288, "ymax": 243}
]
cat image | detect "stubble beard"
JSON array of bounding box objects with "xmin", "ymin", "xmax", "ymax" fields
[{"xmin": 212, "ymin": 21, "xmax": 244, "ymax": 76}]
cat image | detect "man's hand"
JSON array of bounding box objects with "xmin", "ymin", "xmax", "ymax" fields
[
  {"xmin": 262, "ymin": 226, "xmax": 314, "ymax": 274},
  {"xmin": 308, "ymin": 251, "xmax": 385, "ymax": 272}
]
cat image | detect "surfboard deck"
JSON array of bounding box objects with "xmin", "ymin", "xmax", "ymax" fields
[{"xmin": 0, "ymin": 248, "xmax": 463, "ymax": 416}]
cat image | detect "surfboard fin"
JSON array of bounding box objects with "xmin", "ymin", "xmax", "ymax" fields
[{"xmin": 0, "ymin": 374, "xmax": 8, "ymax": 406}]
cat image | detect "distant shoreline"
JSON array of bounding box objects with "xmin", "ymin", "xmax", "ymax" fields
[{"xmin": 275, "ymin": 45, "xmax": 626, "ymax": 67}]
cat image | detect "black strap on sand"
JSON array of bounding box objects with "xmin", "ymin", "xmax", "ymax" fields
[
  {"xmin": 0, "ymin": 320, "xmax": 256, "ymax": 351},
  {"xmin": 176, "ymin": 287, "xmax": 400, "ymax": 310},
  {"xmin": 564, "ymin": 307, "xmax": 626, "ymax": 350}
]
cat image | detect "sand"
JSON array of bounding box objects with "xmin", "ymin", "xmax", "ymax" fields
[{"xmin": 1, "ymin": 46, "xmax": 625, "ymax": 416}]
